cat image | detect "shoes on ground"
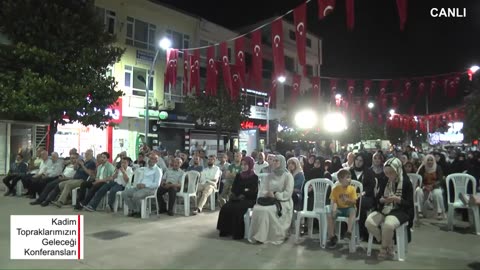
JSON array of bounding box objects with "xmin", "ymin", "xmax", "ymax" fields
[
  {"xmin": 84, "ymin": 205, "xmax": 95, "ymax": 212},
  {"xmin": 40, "ymin": 201, "xmax": 49, "ymax": 207},
  {"xmin": 51, "ymin": 201, "xmax": 64, "ymax": 208},
  {"xmin": 30, "ymin": 200, "xmax": 41, "ymax": 205},
  {"xmin": 327, "ymin": 236, "xmax": 337, "ymax": 249}
]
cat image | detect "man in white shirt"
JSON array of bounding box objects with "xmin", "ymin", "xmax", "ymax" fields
[
  {"xmin": 29, "ymin": 152, "xmax": 64, "ymax": 197},
  {"xmin": 156, "ymin": 158, "xmax": 185, "ymax": 216},
  {"xmin": 194, "ymin": 155, "xmax": 221, "ymax": 214},
  {"xmin": 122, "ymin": 154, "xmax": 162, "ymax": 217},
  {"xmin": 253, "ymin": 152, "xmax": 269, "ymax": 175},
  {"xmin": 342, "ymin": 152, "xmax": 355, "ymax": 169},
  {"xmin": 22, "ymin": 150, "xmax": 53, "ymax": 198}
]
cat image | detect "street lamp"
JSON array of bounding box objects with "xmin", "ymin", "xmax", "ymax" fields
[
  {"xmin": 389, "ymin": 109, "xmax": 395, "ymax": 115},
  {"xmin": 277, "ymin": 76, "xmax": 286, "ymax": 83},
  {"xmin": 294, "ymin": 109, "xmax": 317, "ymax": 129},
  {"xmin": 324, "ymin": 112, "xmax": 347, "ymax": 132},
  {"xmin": 144, "ymin": 37, "xmax": 171, "ymax": 148},
  {"xmin": 367, "ymin": 102, "xmax": 374, "ymax": 109}
]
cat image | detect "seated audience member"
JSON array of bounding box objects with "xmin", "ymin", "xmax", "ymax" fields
[
  {"xmin": 403, "ymin": 161, "xmax": 416, "ymax": 174},
  {"xmin": 133, "ymin": 153, "xmax": 146, "ymax": 169},
  {"xmin": 260, "ymin": 154, "xmax": 275, "ymax": 174},
  {"xmin": 327, "ymin": 169, "xmax": 357, "ymax": 248},
  {"xmin": 249, "ymin": 155, "xmax": 294, "ymax": 245},
  {"xmin": 3, "ymin": 154, "xmax": 28, "ymax": 196},
  {"xmin": 84, "ymin": 157, "xmax": 133, "ymax": 211},
  {"xmin": 342, "ymin": 152, "xmax": 355, "ymax": 169},
  {"xmin": 21, "ymin": 150, "xmax": 53, "ymax": 198},
  {"xmin": 122, "ymin": 154, "xmax": 162, "ymax": 217},
  {"xmin": 365, "ymin": 157, "xmax": 413, "ymax": 260},
  {"xmin": 287, "ymin": 157, "xmax": 305, "ymax": 210},
  {"xmin": 113, "ymin": 151, "xmax": 127, "ymax": 168},
  {"xmin": 194, "ymin": 155, "xmax": 221, "ymax": 214},
  {"xmin": 187, "ymin": 156, "xmax": 204, "ymax": 172},
  {"xmin": 415, "ymin": 154, "xmax": 446, "ymax": 219},
  {"xmin": 217, "ymin": 156, "xmax": 259, "ymax": 239},
  {"xmin": 219, "ymin": 152, "xmax": 242, "ymax": 206},
  {"xmin": 51, "ymin": 149, "xmax": 96, "ymax": 207},
  {"xmin": 253, "ymin": 152, "xmax": 269, "ymax": 175},
  {"xmin": 73, "ymin": 152, "xmax": 115, "ymax": 210},
  {"xmin": 30, "ymin": 154, "xmax": 78, "ymax": 206},
  {"xmin": 179, "ymin": 152, "xmax": 190, "ymax": 171},
  {"xmin": 302, "ymin": 155, "xmax": 316, "ymax": 178},
  {"xmin": 29, "ymin": 152, "xmax": 64, "ymax": 197},
  {"xmin": 372, "ymin": 152, "xmax": 387, "ymax": 194},
  {"xmin": 156, "ymin": 157, "xmax": 184, "ymax": 216}
]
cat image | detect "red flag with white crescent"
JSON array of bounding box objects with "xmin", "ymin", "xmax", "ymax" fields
[
  {"xmin": 294, "ymin": 2, "xmax": 307, "ymax": 74},
  {"xmin": 346, "ymin": 0, "xmax": 355, "ymax": 30},
  {"xmin": 291, "ymin": 74, "xmax": 302, "ymax": 104},
  {"xmin": 415, "ymin": 79, "xmax": 425, "ymax": 103},
  {"xmin": 189, "ymin": 50, "xmax": 200, "ymax": 95},
  {"xmin": 220, "ymin": 42, "xmax": 233, "ymax": 97},
  {"xmin": 392, "ymin": 93, "xmax": 399, "ymax": 109},
  {"xmin": 165, "ymin": 48, "xmax": 178, "ymax": 88},
  {"xmin": 271, "ymin": 19, "xmax": 285, "ymax": 77},
  {"xmin": 318, "ymin": 0, "xmax": 336, "ymax": 19},
  {"xmin": 251, "ymin": 30, "xmax": 263, "ymax": 89},
  {"xmin": 363, "ymin": 80, "xmax": 372, "ymax": 104},
  {"xmin": 377, "ymin": 114, "xmax": 383, "ymax": 126},
  {"xmin": 234, "ymin": 37, "xmax": 246, "ymax": 84},
  {"xmin": 429, "ymin": 77, "xmax": 437, "ymax": 99},
  {"xmin": 231, "ymin": 65, "xmax": 243, "ymax": 100},
  {"xmin": 403, "ymin": 80, "xmax": 412, "ymax": 101},
  {"xmin": 206, "ymin": 46, "xmax": 217, "ymax": 96},
  {"xmin": 183, "ymin": 50, "xmax": 189, "ymax": 95},
  {"xmin": 396, "ymin": 0, "xmax": 408, "ymax": 31},
  {"xmin": 311, "ymin": 77, "xmax": 321, "ymax": 105},
  {"xmin": 330, "ymin": 79, "xmax": 337, "ymax": 99},
  {"xmin": 378, "ymin": 80, "xmax": 388, "ymax": 111},
  {"xmin": 347, "ymin": 79, "xmax": 355, "ymax": 102}
]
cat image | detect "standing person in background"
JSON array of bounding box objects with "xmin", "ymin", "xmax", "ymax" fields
[{"xmin": 219, "ymin": 152, "xmax": 242, "ymax": 206}]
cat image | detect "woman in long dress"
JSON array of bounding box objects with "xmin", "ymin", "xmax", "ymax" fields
[
  {"xmin": 217, "ymin": 156, "xmax": 259, "ymax": 240},
  {"xmin": 249, "ymin": 155, "xmax": 294, "ymax": 245}
]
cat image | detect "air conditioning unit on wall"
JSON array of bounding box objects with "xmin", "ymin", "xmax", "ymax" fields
[{"xmin": 163, "ymin": 99, "xmax": 175, "ymax": 110}]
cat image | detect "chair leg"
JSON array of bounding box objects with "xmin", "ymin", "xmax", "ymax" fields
[
  {"xmin": 366, "ymin": 234, "xmax": 373, "ymax": 256},
  {"xmin": 244, "ymin": 211, "xmax": 251, "ymax": 240},
  {"xmin": 210, "ymin": 193, "xmax": 215, "ymax": 211},
  {"xmin": 320, "ymin": 214, "xmax": 328, "ymax": 248},
  {"xmin": 336, "ymin": 221, "xmax": 342, "ymax": 242},
  {"xmin": 447, "ymin": 206, "xmax": 455, "ymax": 231},
  {"xmin": 155, "ymin": 197, "xmax": 159, "ymax": 216},
  {"xmin": 395, "ymin": 225, "xmax": 406, "ymax": 261},
  {"xmin": 141, "ymin": 199, "xmax": 147, "ymax": 219},
  {"xmin": 294, "ymin": 216, "xmax": 301, "ymax": 243},
  {"xmin": 307, "ymin": 218, "xmax": 313, "ymax": 238},
  {"xmin": 123, "ymin": 202, "xmax": 129, "ymax": 216},
  {"xmin": 184, "ymin": 196, "xmax": 189, "ymax": 216},
  {"xmin": 349, "ymin": 222, "xmax": 356, "ymax": 253}
]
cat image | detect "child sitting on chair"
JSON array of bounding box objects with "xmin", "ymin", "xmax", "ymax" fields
[{"xmin": 327, "ymin": 168, "xmax": 358, "ymax": 248}]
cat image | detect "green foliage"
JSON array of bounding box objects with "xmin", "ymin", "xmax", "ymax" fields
[
  {"xmin": 463, "ymin": 85, "xmax": 480, "ymax": 141},
  {"xmin": 184, "ymin": 84, "xmax": 251, "ymax": 134},
  {"xmin": 0, "ymin": 0, "xmax": 125, "ymax": 127}
]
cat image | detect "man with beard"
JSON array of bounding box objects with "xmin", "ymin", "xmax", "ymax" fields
[
  {"xmin": 156, "ymin": 158, "xmax": 185, "ymax": 216},
  {"xmin": 219, "ymin": 152, "xmax": 242, "ymax": 206},
  {"xmin": 187, "ymin": 156, "xmax": 204, "ymax": 173},
  {"xmin": 194, "ymin": 155, "xmax": 221, "ymax": 214}
]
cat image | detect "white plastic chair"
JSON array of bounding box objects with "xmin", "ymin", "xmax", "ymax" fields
[
  {"xmin": 446, "ymin": 173, "xmax": 479, "ymax": 235},
  {"xmin": 175, "ymin": 171, "xmax": 201, "ymax": 216},
  {"xmin": 140, "ymin": 171, "xmax": 163, "ymax": 219},
  {"xmin": 407, "ymin": 173, "xmax": 423, "ymax": 223},
  {"xmin": 334, "ymin": 180, "xmax": 363, "ymax": 253},
  {"xmin": 294, "ymin": 178, "xmax": 333, "ymax": 248},
  {"xmin": 367, "ymin": 222, "xmax": 409, "ymax": 261},
  {"xmin": 208, "ymin": 171, "xmax": 222, "ymax": 211},
  {"xmin": 16, "ymin": 181, "xmax": 24, "ymax": 196}
]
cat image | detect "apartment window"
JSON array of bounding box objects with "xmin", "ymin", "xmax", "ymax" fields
[
  {"xmin": 262, "ymin": 59, "xmax": 273, "ymax": 79},
  {"xmin": 124, "ymin": 65, "xmax": 154, "ymax": 96},
  {"xmin": 289, "ymin": 30, "xmax": 296, "ymax": 40},
  {"xmin": 306, "ymin": 38, "xmax": 312, "ymax": 48},
  {"xmin": 167, "ymin": 30, "xmax": 190, "ymax": 52},
  {"xmin": 199, "ymin": 39, "xmax": 218, "ymax": 60},
  {"xmin": 285, "ymin": 56, "xmax": 295, "ymax": 72},
  {"xmin": 126, "ymin": 17, "xmax": 156, "ymax": 50},
  {"xmin": 96, "ymin": 7, "xmax": 116, "ymax": 35},
  {"xmin": 165, "ymin": 77, "xmax": 184, "ymax": 103}
]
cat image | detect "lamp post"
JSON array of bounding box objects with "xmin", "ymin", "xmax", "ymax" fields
[{"xmin": 144, "ymin": 37, "xmax": 171, "ymax": 147}]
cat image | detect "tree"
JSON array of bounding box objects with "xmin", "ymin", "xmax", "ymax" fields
[
  {"xmin": 463, "ymin": 77, "xmax": 480, "ymax": 142},
  {"xmin": 184, "ymin": 82, "xmax": 250, "ymax": 152},
  {"xmin": 0, "ymin": 0, "xmax": 125, "ymax": 152}
]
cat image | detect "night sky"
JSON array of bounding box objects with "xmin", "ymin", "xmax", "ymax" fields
[{"xmin": 156, "ymin": 0, "xmax": 480, "ymax": 78}]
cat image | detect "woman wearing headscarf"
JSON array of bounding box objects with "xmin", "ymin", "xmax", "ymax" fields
[
  {"xmin": 249, "ymin": 155, "xmax": 294, "ymax": 244},
  {"xmin": 349, "ymin": 152, "xmax": 377, "ymax": 240},
  {"xmin": 307, "ymin": 157, "xmax": 325, "ymax": 180},
  {"xmin": 287, "ymin": 157, "xmax": 305, "ymax": 210},
  {"xmin": 261, "ymin": 154, "xmax": 276, "ymax": 174},
  {"xmin": 450, "ymin": 152, "xmax": 468, "ymax": 174},
  {"xmin": 302, "ymin": 154, "xmax": 316, "ymax": 177},
  {"xmin": 365, "ymin": 157, "xmax": 413, "ymax": 260},
  {"xmin": 217, "ymin": 157, "xmax": 259, "ymax": 240},
  {"xmin": 415, "ymin": 154, "xmax": 445, "ymax": 219},
  {"xmin": 371, "ymin": 151, "xmax": 387, "ymax": 192},
  {"xmin": 330, "ymin": 155, "xmax": 343, "ymax": 174}
]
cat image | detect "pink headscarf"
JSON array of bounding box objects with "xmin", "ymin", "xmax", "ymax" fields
[{"xmin": 240, "ymin": 156, "xmax": 255, "ymax": 178}]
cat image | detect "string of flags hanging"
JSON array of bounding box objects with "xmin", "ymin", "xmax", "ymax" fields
[
  {"xmin": 386, "ymin": 107, "xmax": 465, "ymax": 132},
  {"xmin": 163, "ymin": 0, "xmax": 410, "ymax": 101}
]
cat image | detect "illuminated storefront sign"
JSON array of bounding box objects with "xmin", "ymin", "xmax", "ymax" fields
[{"xmin": 241, "ymin": 121, "xmax": 268, "ymax": 132}]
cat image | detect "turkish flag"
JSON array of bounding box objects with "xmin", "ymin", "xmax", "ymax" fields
[
  {"xmin": 378, "ymin": 114, "xmax": 383, "ymax": 126},
  {"xmin": 378, "ymin": 80, "xmax": 388, "ymax": 111},
  {"xmin": 429, "ymin": 78, "xmax": 437, "ymax": 99},
  {"xmin": 396, "ymin": 0, "xmax": 408, "ymax": 31},
  {"xmin": 363, "ymin": 80, "xmax": 372, "ymax": 103},
  {"xmin": 347, "ymin": 79, "xmax": 355, "ymax": 102},
  {"xmin": 251, "ymin": 29, "xmax": 263, "ymax": 89},
  {"xmin": 346, "ymin": 0, "xmax": 355, "ymax": 30},
  {"xmin": 291, "ymin": 74, "xmax": 302, "ymax": 104},
  {"xmin": 165, "ymin": 48, "xmax": 178, "ymax": 88},
  {"xmin": 206, "ymin": 46, "xmax": 217, "ymax": 96},
  {"xmin": 270, "ymin": 75, "xmax": 278, "ymax": 107},
  {"xmin": 183, "ymin": 50, "xmax": 189, "ymax": 95},
  {"xmin": 220, "ymin": 42, "xmax": 233, "ymax": 97},
  {"xmin": 403, "ymin": 80, "xmax": 412, "ymax": 101},
  {"xmin": 392, "ymin": 94, "xmax": 399, "ymax": 109},
  {"xmin": 311, "ymin": 77, "xmax": 321, "ymax": 105},
  {"xmin": 231, "ymin": 65, "xmax": 243, "ymax": 100},
  {"xmin": 189, "ymin": 50, "xmax": 200, "ymax": 95},
  {"xmin": 318, "ymin": 0, "xmax": 336, "ymax": 19},
  {"xmin": 294, "ymin": 2, "xmax": 307, "ymax": 75},
  {"xmin": 415, "ymin": 79, "xmax": 425, "ymax": 103},
  {"xmin": 235, "ymin": 37, "xmax": 246, "ymax": 84},
  {"xmin": 271, "ymin": 19, "xmax": 285, "ymax": 77}
]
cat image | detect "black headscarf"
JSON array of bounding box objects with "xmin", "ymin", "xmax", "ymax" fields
[
  {"xmin": 307, "ymin": 156, "xmax": 325, "ymax": 180},
  {"xmin": 330, "ymin": 155, "xmax": 343, "ymax": 174},
  {"xmin": 353, "ymin": 153, "xmax": 366, "ymax": 172}
]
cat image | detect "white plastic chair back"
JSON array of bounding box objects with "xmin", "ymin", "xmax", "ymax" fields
[
  {"xmin": 133, "ymin": 167, "xmax": 144, "ymax": 185},
  {"xmin": 183, "ymin": 171, "xmax": 200, "ymax": 194},
  {"xmin": 407, "ymin": 173, "xmax": 422, "ymax": 189},
  {"xmin": 446, "ymin": 173, "xmax": 476, "ymax": 205},
  {"xmin": 302, "ymin": 178, "xmax": 333, "ymax": 212}
]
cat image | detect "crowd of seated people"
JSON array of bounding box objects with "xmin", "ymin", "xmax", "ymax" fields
[{"xmin": 3, "ymin": 144, "xmax": 479, "ymax": 261}]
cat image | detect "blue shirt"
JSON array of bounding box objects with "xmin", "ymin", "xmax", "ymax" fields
[{"xmin": 73, "ymin": 159, "xmax": 96, "ymax": 180}]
